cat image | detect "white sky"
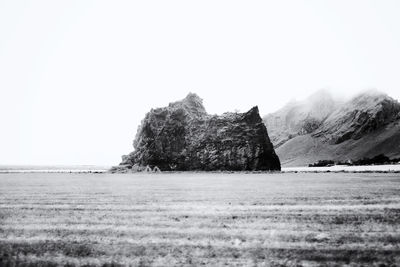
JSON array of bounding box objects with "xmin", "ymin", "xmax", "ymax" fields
[{"xmin": 2, "ymin": 0, "xmax": 400, "ymax": 166}]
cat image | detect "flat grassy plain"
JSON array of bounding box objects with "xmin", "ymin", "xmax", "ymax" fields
[{"xmin": 0, "ymin": 172, "xmax": 399, "ymax": 266}]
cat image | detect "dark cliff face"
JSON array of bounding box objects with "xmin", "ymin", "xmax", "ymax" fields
[{"xmin": 119, "ymin": 93, "xmax": 280, "ymax": 171}]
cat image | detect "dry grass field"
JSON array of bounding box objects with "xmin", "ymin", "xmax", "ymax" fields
[{"xmin": 0, "ymin": 172, "xmax": 399, "ymax": 266}]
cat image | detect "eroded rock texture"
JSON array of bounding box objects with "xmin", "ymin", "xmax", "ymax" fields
[{"xmin": 117, "ymin": 93, "xmax": 280, "ymax": 171}]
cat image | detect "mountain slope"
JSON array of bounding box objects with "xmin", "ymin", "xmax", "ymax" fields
[
  {"xmin": 264, "ymin": 90, "xmax": 400, "ymax": 167},
  {"xmin": 313, "ymin": 90, "xmax": 400, "ymax": 144},
  {"xmin": 263, "ymin": 89, "xmax": 339, "ymax": 147}
]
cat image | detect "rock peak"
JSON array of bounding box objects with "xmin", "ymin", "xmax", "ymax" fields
[
  {"xmin": 184, "ymin": 92, "xmax": 202, "ymax": 102},
  {"xmin": 169, "ymin": 92, "xmax": 207, "ymax": 115},
  {"xmin": 242, "ymin": 106, "xmax": 261, "ymax": 124},
  {"xmin": 349, "ymin": 89, "xmax": 398, "ymax": 109}
]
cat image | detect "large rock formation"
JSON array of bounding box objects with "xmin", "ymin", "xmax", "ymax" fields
[
  {"xmin": 116, "ymin": 93, "xmax": 281, "ymax": 171},
  {"xmin": 263, "ymin": 89, "xmax": 400, "ymax": 167}
]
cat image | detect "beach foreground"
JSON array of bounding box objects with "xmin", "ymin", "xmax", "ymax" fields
[{"xmin": 0, "ymin": 172, "xmax": 399, "ymax": 266}]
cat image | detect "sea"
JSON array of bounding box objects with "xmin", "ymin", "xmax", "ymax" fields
[
  {"xmin": 0, "ymin": 165, "xmax": 110, "ymax": 173},
  {"xmin": 1, "ymin": 164, "xmax": 399, "ymax": 173}
]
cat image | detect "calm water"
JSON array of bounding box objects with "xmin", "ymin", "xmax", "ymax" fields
[{"xmin": 0, "ymin": 165, "xmax": 109, "ymax": 173}]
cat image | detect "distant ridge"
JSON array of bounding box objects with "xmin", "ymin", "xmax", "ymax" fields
[
  {"xmin": 264, "ymin": 89, "xmax": 340, "ymax": 147},
  {"xmin": 263, "ymin": 90, "xmax": 400, "ymax": 167}
]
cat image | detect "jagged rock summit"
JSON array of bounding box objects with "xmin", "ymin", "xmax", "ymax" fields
[{"xmin": 115, "ymin": 93, "xmax": 281, "ymax": 172}]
